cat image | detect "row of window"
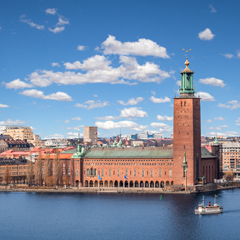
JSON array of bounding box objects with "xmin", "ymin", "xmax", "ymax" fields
[
  {"xmin": 84, "ymin": 162, "xmax": 173, "ymax": 166},
  {"xmin": 86, "ymin": 168, "xmax": 172, "ymax": 178},
  {"xmin": 85, "ymin": 159, "xmax": 173, "ymax": 162}
]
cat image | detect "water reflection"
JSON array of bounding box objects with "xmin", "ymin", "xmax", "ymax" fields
[{"xmin": 0, "ymin": 189, "xmax": 240, "ymax": 240}]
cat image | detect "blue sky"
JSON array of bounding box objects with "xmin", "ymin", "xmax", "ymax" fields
[{"xmin": 1, "ymin": 0, "xmax": 240, "ymax": 139}]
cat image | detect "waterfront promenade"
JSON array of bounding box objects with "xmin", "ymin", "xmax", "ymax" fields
[{"xmin": 1, "ymin": 182, "xmax": 240, "ymax": 194}]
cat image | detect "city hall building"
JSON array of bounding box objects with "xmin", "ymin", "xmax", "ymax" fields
[{"xmin": 38, "ymin": 58, "xmax": 219, "ymax": 189}]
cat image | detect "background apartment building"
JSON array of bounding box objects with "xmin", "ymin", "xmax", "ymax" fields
[
  {"xmin": 220, "ymin": 142, "xmax": 240, "ymax": 178},
  {"xmin": 5, "ymin": 126, "xmax": 33, "ymax": 140},
  {"xmin": 44, "ymin": 139, "xmax": 67, "ymax": 148},
  {"xmin": 4, "ymin": 126, "xmax": 44, "ymax": 148},
  {"xmin": 84, "ymin": 126, "xmax": 97, "ymax": 145}
]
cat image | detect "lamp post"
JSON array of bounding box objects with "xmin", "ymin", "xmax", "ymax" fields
[{"xmin": 182, "ymin": 152, "xmax": 188, "ymax": 191}]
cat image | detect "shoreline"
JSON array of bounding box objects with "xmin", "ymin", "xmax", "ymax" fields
[{"xmin": 1, "ymin": 184, "xmax": 240, "ymax": 194}]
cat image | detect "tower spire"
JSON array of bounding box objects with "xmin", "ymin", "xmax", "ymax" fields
[{"xmin": 179, "ymin": 57, "xmax": 195, "ymax": 95}]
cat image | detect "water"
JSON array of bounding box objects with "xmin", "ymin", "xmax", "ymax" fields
[{"xmin": 0, "ymin": 189, "xmax": 240, "ymax": 240}]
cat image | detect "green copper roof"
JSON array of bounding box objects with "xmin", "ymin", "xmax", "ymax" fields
[
  {"xmin": 62, "ymin": 146, "xmax": 216, "ymax": 160},
  {"xmin": 214, "ymin": 133, "xmax": 219, "ymax": 144},
  {"xmin": 201, "ymin": 147, "xmax": 216, "ymax": 159},
  {"xmin": 83, "ymin": 147, "xmax": 173, "ymax": 159},
  {"xmin": 179, "ymin": 57, "xmax": 195, "ymax": 95}
]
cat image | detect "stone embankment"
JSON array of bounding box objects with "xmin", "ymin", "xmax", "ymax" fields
[{"xmin": 0, "ymin": 181, "xmax": 240, "ymax": 194}]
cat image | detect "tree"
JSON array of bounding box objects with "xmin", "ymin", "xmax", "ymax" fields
[
  {"xmin": 62, "ymin": 175, "xmax": 69, "ymax": 186},
  {"xmin": 224, "ymin": 170, "xmax": 234, "ymax": 183},
  {"xmin": 46, "ymin": 176, "xmax": 56, "ymax": 186},
  {"xmin": 44, "ymin": 148, "xmax": 50, "ymax": 186},
  {"xmin": 35, "ymin": 148, "xmax": 42, "ymax": 186},
  {"xmin": 54, "ymin": 149, "xmax": 61, "ymax": 186},
  {"xmin": 3, "ymin": 165, "xmax": 12, "ymax": 184},
  {"xmin": 26, "ymin": 152, "xmax": 34, "ymax": 186}
]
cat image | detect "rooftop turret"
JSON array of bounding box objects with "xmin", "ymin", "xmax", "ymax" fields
[{"xmin": 179, "ymin": 57, "xmax": 195, "ymax": 95}]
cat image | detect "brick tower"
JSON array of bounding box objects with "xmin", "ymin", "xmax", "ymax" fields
[{"xmin": 173, "ymin": 58, "xmax": 201, "ymax": 186}]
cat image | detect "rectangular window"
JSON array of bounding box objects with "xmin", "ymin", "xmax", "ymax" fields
[
  {"xmin": 68, "ymin": 173, "xmax": 70, "ymax": 176},
  {"xmin": 117, "ymin": 169, "xmax": 119, "ymax": 177},
  {"xmin": 151, "ymin": 170, "xmax": 153, "ymax": 178},
  {"xmin": 76, "ymin": 170, "xmax": 79, "ymax": 177},
  {"xmin": 159, "ymin": 169, "xmax": 161, "ymax": 177},
  {"xmin": 109, "ymin": 169, "xmax": 111, "ymax": 177},
  {"xmin": 87, "ymin": 169, "xmax": 89, "ymax": 176},
  {"xmin": 142, "ymin": 170, "xmax": 144, "ymax": 177},
  {"xmin": 169, "ymin": 170, "xmax": 172, "ymax": 178},
  {"xmin": 102, "ymin": 169, "xmax": 104, "ymax": 177},
  {"xmin": 126, "ymin": 169, "xmax": 128, "ymax": 177},
  {"xmin": 134, "ymin": 169, "xmax": 136, "ymax": 177}
]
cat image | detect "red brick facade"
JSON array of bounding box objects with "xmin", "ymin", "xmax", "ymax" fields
[{"xmin": 173, "ymin": 97, "xmax": 201, "ymax": 185}]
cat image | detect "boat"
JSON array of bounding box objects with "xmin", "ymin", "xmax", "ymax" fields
[{"xmin": 195, "ymin": 196, "xmax": 223, "ymax": 215}]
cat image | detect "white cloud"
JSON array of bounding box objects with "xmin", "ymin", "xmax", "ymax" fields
[
  {"xmin": 149, "ymin": 96, "xmax": 171, "ymax": 103},
  {"xmin": 110, "ymin": 79, "xmax": 138, "ymax": 85},
  {"xmin": 52, "ymin": 62, "xmax": 60, "ymax": 67},
  {"xmin": 206, "ymin": 119, "xmax": 212, "ymax": 123},
  {"xmin": 196, "ymin": 92, "xmax": 215, "ymax": 101},
  {"xmin": 169, "ymin": 70, "xmax": 175, "ymax": 74},
  {"xmin": 95, "ymin": 116, "xmax": 121, "ymax": 121},
  {"xmin": 222, "ymin": 54, "xmax": 234, "ymax": 59},
  {"xmin": 64, "ymin": 55, "xmax": 111, "ymax": 71},
  {"xmin": 48, "ymin": 26, "xmax": 65, "ymax": 33},
  {"xmin": 101, "ymin": 35, "xmax": 170, "ymax": 58},
  {"xmin": 95, "ymin": 120, "xmax": 147, "ymax": 131},
  {"xmin": 214, "ymin": 117, "xmax": 224, "ymax": 121},
  {"xmin": 236, "ymin": 118, "xmax": 240, "ymax": 123},
  {"xmin": 209, "ymin": 127, "xmax": 221, "ymax": 131},
  {"xmin": 120, "ymin": 107, "xmax": 148, "ymax": 118},
  {"xmin": 118, "ymin": 97, "xmax": 144, "ymax": 106},
  {"xmin": 237, "ymin": 52, "xmax": 240, "ymax": 58},
  {"xmin": 93, "ymin": 94, "xmax": 98, "ymax": 97},
  {"xmin": 151, "ymin": 91, "xmax": 156, "ymax": 95},
  {"xmin": 5, "ymin": 79, "xmax": 33, "ymax": 89},
  {"xmin": 64, "ymin": 120, "xmax": 70, "ymax": 123},
  {"xmin": 77, "ymin": 45, "xmax": 86, "ymax": 51},
  {"xmin": 150, "ymin": 122, "xmax": 172, "ymax": 132},
  {"xmin": 20, "ymin": 15, "xmax": 44, "ymax": 30},
  {"xmin": 44, "ymin": 133, "xmax": 64, "ymax": 139},
  {"xmin": 218, "ymin": 100, "xmax": 240, "ymax": 110},
  {"xmin": 199, "ymin": 77, "xmax": 225, "ymax": 88},
  {"xmin": 29, "ymin": 55, "xmax": 170, "ymax": 86},
  {"xmin": 0, "ymin": 104, "xmax": 9, "ymax": 108},
  {"xmin": 20, "ymin": 89, "xmax": 73, "ymax": 101},
  {"xmin": 220, "ymin": 125, "xmax": 229, "ymax": 128},
  {"xmin": 75, "ymin": 100, "xmax": 109, "ymax": 110},
  {"xmin": 156, "ymin": 115, "xmax": 173, "ymax": 121},
  {"xmin": 176, "ymin": 81, "xmax": 181, "ymax": 87},
  {"xmin": 198, "ymin": 28, "xmax": 215, "ymax": 41},
  {"xmin": 56, "ymin": 16, "xmax": 69, "ymax": 26},
  {"xmin": 208, "ymin": 131, "xmax": 239, "ymax": 137},
  {"xmin": 65, "ymin": 132, "xmax": 82, "ymax": 139},
  {"xmin": 209, "ymin": 5, "xmax": 217, "ymax": 13},
  {"xmin": 0, "ymin": 119, "xmax": 26, "ymax": 125},
  {"xmin": 71, "ymin": 117, "xmax": 82, "ymax": 121},
  {"xmin": 45, "ymin": 8, "xmax": 57, "ymax": 15}
]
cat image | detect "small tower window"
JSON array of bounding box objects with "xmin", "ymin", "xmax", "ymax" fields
[
  {"xmin": 181, "ymin": 101, "xmax": 182, "ymax": 106},
  {"xmin": 184, "ymin": 101, "xmax": 186, "ymax": 106}
]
